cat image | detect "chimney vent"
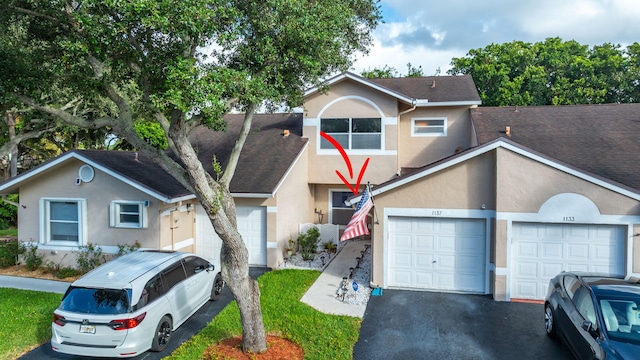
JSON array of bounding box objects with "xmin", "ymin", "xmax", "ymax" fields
[
  {"xmin": 505, "ymin": 126, "xmax": 511, "ymax": 136},
  {"xmin": 283, "ymin": 129, "xmax": 290, "ymax": 137},
  {"xmin": 431, "ymin": 80, "xmax": 436, "ymax": 88}
]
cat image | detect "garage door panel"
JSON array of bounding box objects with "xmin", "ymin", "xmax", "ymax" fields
[
  {"xmin": 388, "ymin": 217, "xmax": 486, "ymax": 292},
  {"xmin": 415, "ymin": 254, "xmax": 434, "ymax": 269},
  {"xmin": 415, "ymin": 235, "xmax": 435, "ymax": 250},
  {"xmin": 542, "ymin": 243, "xmax": 563, "ymax": 258},
  {"xmin": 512, "ymin": 223, "xmax": 624, "ymax": 300},
  {"xmin": 567, "ymin": 244, "xmax": 589, "ymax": 259}
]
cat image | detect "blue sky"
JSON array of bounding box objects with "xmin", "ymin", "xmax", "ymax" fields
[{"xmin": 351, "ymin": 0, "xmax": 640, "ymax": 76}]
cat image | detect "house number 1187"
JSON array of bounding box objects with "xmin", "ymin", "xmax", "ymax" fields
[{"xmin": 563, "ymin": 216, "xmax": 575, "ymax": 222}]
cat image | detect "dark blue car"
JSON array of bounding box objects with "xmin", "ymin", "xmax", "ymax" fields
[{"xmin": 545, "ymin": 272, "xmax": 640, "ymax": 360}]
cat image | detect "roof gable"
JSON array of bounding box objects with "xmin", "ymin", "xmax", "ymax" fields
[
  {"xmin": 304, "ymin": 72, "xmax": 481, "ymax": 106},
  {"xmin": 471, "ymin": 104, "xmax": 640, "ymax": 191},
  {"xmin": 0, "ymin": 113, "xmax": 307, "ymax": 201},
  {"xmin": 370, "ymin": 137, "xmax": 640, "ymax": 202}
]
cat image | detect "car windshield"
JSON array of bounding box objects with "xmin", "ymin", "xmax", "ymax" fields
[
  {"xmin": 59, "ymin": 287, "xmax": 131, "ymax": 314},
  {"xmin": 597, "ymin": 295, "xmax": 640, "ymax": 344}
]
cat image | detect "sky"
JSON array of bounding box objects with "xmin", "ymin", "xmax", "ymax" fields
[{"xmin": 351, "ymin": 0, "xmax": 640, "ymax": 76}]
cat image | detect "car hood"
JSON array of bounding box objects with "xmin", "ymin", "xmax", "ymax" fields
[{"xmin": 607, "ymin": 340, "xmax": 640, "ymax": 360}]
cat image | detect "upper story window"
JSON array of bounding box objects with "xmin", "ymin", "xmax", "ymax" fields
[
  {"xmin": 412, "ymin": 117, "xmax": 447, "ymax": 136},
  {"xmin": 110, "ymin": 201, "xmax": 148, "ymax": 229},
  {"xmin": 40, "ymin": 198, "xmax": 86, "ymax": 246},
  {"xmin": 320, "ymin": 118, "xmax": 381, "ymax": 150}
]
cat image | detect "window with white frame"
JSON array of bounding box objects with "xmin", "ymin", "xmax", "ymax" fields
[
  {"xmin": 110, "ymin": 201, "xmax": 148, "ymax": 229},
  {"xmin": 412, "ymin": 117, "xmax": 447, "ymax": 136},
  {"xmin": 320, "ymin": 118, "xmax": 382, "ymax": 149},
  {"xmin": 41, "ymin": 198, "xmax": 86, "ymax": 245},
  {"xmin": 330, "ymin": 191, "xmax": 355, "ymax": 225}
]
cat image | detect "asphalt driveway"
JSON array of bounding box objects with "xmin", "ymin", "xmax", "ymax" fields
[{"xmin": 354, "ymin": 290, "xmax": 574, "ymax": 360}]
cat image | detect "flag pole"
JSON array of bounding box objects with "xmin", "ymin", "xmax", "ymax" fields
[{"xmin": 367, "ymin": 182, "xmax": 380, "ymax": 225}]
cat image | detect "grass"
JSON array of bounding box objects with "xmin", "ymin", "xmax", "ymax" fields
[
  {"xmin": 0, "ymin": 228, "xmax": 18, "ymax": 237},
  {"xmin": 168, "ymin": 269, "xmax": 362, "ymax": 360},
  {"xmin": 0, "ymin": 288, "xmax": 62, "ymax": 359}
]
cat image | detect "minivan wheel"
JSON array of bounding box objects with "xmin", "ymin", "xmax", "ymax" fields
[
  {"xmin": 211, "ymin": 272, "xmax": 224, "ymax": 301},
  {"xmin": 544, "ymin": 304, "xmax": 557, "ymax": 338},
  {"xmin": 151, "ymin": 315, "xmax": 172, "ymax": 352}
]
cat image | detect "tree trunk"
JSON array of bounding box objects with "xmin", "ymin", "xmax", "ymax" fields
[{"xmin": 4, "ymin": 111, "xmax": 18, "ymax": 178}]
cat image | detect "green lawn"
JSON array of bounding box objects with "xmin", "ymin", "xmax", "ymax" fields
[
  {"xmin": 1, "ymin": 269, "xmax": 361, "ymax": 360},
  {"xmin": 168, "ymin": 269, "xmax": 362, "ymax": 360},
  {"xmin": 0, "ymin": 288, "xmax": 62, "ymax": 359}
]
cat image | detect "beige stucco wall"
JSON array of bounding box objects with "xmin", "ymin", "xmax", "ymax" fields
[
  {"xmin": 17, "ymin": 159, "xmax": 163, "ymax": 267},
  {"xmin": 369, "ymin": 152, "xmax": 497, "ymax": 289},
  {"xmin": 304, "ymin": 81, "xmax": 399, "ymax": 118},
  {"xmin": 271, "ymin": 146, "xmax": 314, "ymax": 267},
  {"xmin": 495, "ymin": 149, "xmax": 640, "ymax": 214},
  {"xmin": 397, "ymin": 106, "xmax": 475, "ymax": 168}
]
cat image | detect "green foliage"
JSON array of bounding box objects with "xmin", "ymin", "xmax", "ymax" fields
[
  {"xmin": 134, "ymin": 121, "xmax": 168, "ymax": 149},
  {"xmin": 56, "ymin": 267, "xmax": 81, "ymax": 279},
  {"xmin": 23, "ymin": 242, "xmax": 43, "ymax": 271},
  {"xmin": 0, "ymin": 195, "xmax": 18, "ymax": 230},
  {"xmin": 0, "ymin": 288, "xmax": 62, "ymax": 359},
  {"xmin": 168, "ymin": 270, "xmax": 361, "ymax": 360},
  {"xmin": 0, "ymin": 239, "xmax": 25, "ymax": 267},
  {"xmin": 361, "ymin": 62, "xmax": 425, "ymax": 79},
  {"xmin": 73, "ymin": 243, "xmax": 106, "ymax": 273},
  {"xmin": 449, "ymin": 37, "xmax": 640, "ymax": 106},
  {"xmin": 115, "ymin": 241, "xmax": 141, "ymax": 257},
  {"xmin": 297, "ymin": 226, "xmax": 321, "ymax": 261}
]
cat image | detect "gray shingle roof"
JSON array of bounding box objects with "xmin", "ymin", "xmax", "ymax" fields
[
  {"xmin": 1, "ymin": 113, "xmax": 306, "ymax": 200},
  {"xmin": 367, "ymin": 75, "xmax": 481, "ymax": 103},
  {"xmin": 470, "ymin": 104, "xmax": 640, "ymax": 190}
]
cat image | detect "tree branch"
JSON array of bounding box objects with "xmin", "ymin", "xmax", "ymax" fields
[
  {"xmin": 15, "ymin": 94, "xmax": 113, "ymax": 129},
  {"xmin": 221, "ymin": 102, "xmax": 257, "ymax": 187}
]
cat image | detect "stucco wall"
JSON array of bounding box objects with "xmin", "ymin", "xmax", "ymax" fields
[
  {"xmin": 495, "ymin": 149, "xmax": 640, "ymax": 215},
  {"xmin": 304, "ymin": 81, "xmax": 399, "ymax": 118},
  {"xmin": 369, "ymin": 152, "xmax": 497, "ymax": 289},
  {"xmin": 271, "ymin": 146, "xmax": 314, "ymax": 267},
  {"xmin": 398, "ymin": 106, "xmax": 475, "ymax": 168}
]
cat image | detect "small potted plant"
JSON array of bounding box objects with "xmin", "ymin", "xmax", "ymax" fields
[
  {"xmin": 286, "ymin": 237, "xmax": 296, "ymax": 257},
  {"xmin": 323, "ymin": 241, "xmax": 337, "ymax": 253}
]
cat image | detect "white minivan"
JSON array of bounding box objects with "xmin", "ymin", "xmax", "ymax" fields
[{"xmin": 51, "ymin": 250, "xmax": 224, "ymax": 358}]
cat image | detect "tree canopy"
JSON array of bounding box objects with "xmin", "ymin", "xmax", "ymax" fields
[
  {"xmin": 448, "ymin": 37, "xmax": 640, "ymax": 106},
  {"xmin": 361, "ymin": 62, "xmax": 426, "ymax": 78},
  {"xmin": 1, "ymin": 0, "xmax": 380, "ymax": 352}
]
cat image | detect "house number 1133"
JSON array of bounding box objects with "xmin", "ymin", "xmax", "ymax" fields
[{"xmin": 563, "ymin": 216, "xmax": 575, "ymax": 222}]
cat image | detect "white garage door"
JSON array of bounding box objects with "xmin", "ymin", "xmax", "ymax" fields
[
  {"xmin": 196, "ymin": 205, "xmax": 267, "ymax": 266},
  {"xmin": 511, "ymin": 223, "xmax": 625, "ymax": 300},
  {"xmin": 388, "ymin": 217, "xmax": 486, "ymax": 292}
]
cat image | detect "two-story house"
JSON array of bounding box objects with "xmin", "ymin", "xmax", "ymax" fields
[{"xmin": 2, "ymin": 72, "xmax": 640, "ymax": 302}]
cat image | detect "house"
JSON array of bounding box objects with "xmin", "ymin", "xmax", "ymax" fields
[
  {"xmin": 0, "ymin": 113, "xmax": 311, "ymax": 271},
  {"xmin": 3, "ymin": 71, "xmax": 640, "ymax": 302}
]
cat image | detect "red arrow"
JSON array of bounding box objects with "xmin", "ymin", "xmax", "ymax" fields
[{"xmin": 320, "ymin": 131, "xmax": 370, "ymax": 195}]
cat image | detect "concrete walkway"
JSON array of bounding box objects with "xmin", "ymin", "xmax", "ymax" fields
[
  {"xmin": 0, "ymin": 275, "xmax": 70, "ymax": 294},
  {"xmin": 300, "ymin": 239, "xmax": 370, "ymax": 318}
]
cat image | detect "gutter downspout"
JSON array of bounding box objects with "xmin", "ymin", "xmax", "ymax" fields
[{"xmin": 396, "ymin": 100, "xmax": 419, "ymax": 175}]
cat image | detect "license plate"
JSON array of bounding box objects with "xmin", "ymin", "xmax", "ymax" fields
[{"xmin": 80, "ymin": 324, "xmax": 96, "ymax": 334}]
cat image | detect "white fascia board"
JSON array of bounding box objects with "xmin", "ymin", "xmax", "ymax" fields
[
  {"xmin": 416, "ymin": 100, "xmax": 482, "ymax": 107},
  {"xmin": 304, "ymin": 72, "xmax": 415, "ymax": 104},
  {"xmin": 0, "ymin": 152, "xmax": 189, "ymax": 203},
  {"xmin": 230, "ymin": 193, "xmax": 273, "ymax": 198},
  {"xmin": 374, "ymin": 139, "xmax": 640, "ymax": 201}
]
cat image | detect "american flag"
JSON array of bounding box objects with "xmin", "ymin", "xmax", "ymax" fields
[{"xmin": 340, "ymin": 186, "xmax": 374, "ymax": 241}]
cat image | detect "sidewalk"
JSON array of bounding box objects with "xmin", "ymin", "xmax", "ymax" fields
[
  {"xmin": 0, "ymin": 275, "xmax": 69, "ymax": 294},
  {"xmin": 300, "ymin": 239, "xmax": 370, "ymax": 318}
]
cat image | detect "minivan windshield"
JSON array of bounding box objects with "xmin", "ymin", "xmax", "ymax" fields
[{"xmin": 59, "ymin": 287, "xmax": 130, "ymax": 314}]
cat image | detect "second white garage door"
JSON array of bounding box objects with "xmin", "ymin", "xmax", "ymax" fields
[
  {"xmin": 388, "ymin": 217, "xmax": 486, "ymax": 292},
  {"xmin": 511, "ymin": 223, "xmax": 625, "ymax": 300},
  {"xmin": 196, "ymin": 205, "xmax": 267, "ymax": 267}
]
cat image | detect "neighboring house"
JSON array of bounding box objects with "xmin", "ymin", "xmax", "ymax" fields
[
  {"xmin": 3, "ymin": 71, "xmax": 640, "ymax": 303},
  {"xmin": 0, "ymin": 113, "xmax": 310, "ymax": 271}
]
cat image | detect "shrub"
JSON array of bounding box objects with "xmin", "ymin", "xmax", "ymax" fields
[
  {"xmin": 74, "ymin": 243, "xmax": 106, "ymax": 273},
  {"xmin": 298, "ymin": 227, "xmax": 321, "ymax": 261},
  {"xmin": 0, "ymin": 239, "xmax": 25, "ymax": 268},
  {"xmin": 0, "ymin": 195, "xmax": 18, "ymax": 230},
  {"xmin": 23, "ymin": 243, "xmax": 44, "ymax": 271},
  {"xmin": 115, "ymin": 241, "xmax": 141, "ymax": 257},
  {"xmin": 57, "ymin": 267, "xmax": 81, "ymax": 279}
]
